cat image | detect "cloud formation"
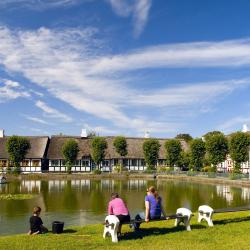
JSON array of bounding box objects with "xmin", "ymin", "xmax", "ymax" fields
[
  {"xmin": 0, "ymin": 79, "xmax": 30, "ymax": 102},
  {"xmin": 107, "ymin": 0, "xmax": 152, "ymax": 37},
  {"xmin": 36, "ymin": 100, "xmax": 73, "ymax": 123},
  {"xmin": 0, "ymin": 0, "xmax": 82, "ymax": 10},
  {"xmin": 0, "ymin": 26, "xmax": 250, "ymax": 135}
]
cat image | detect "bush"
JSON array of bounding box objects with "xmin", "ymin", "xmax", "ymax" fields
[
  {"xmin": 93, "ymin": 169, "xmax": 102, "ymax": 175},
  {"xmin": 113, "ymin": 164, "xmax": 122, "ymax": 173},
  {"xmin": 207, "ymin": 172, "xmax": 216, "ymax": 178},
  {"xmin": 229, "ymin": 173, "xmax": 243, "ymax": 180},
  {"xmin": 202, "ymin": 166, "xmax": 214, "ymax": 172}
]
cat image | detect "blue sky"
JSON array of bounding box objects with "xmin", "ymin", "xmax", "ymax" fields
[{"xmin": 1, "ymin": 0, "xmax": 250, "ymax": 138}]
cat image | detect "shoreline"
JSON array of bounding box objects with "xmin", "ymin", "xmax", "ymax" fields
[{"xmin": 4, "ymin": 172, "xmax": 250, "ymax": 188}]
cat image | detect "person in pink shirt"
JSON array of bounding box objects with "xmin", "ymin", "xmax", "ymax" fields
[{"xmin": 108, "ymin": 192, "xmax": 130, "ymax": 235}]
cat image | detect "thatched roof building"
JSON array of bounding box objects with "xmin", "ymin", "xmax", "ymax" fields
[
  {"xmin": 47, "ymin": 136, "xmax": 188, "ymax": 160},
  {"xmin": 0, "ymin": 136, "xmax": 49, "ymax": 159}
]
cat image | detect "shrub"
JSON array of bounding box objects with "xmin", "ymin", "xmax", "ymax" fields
[{"xmin": 93, "ymin": 169, "xmax": 102, "ymax": 175}]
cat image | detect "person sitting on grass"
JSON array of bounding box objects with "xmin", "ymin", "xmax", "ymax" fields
[
  {"xmin": 108, "ymin": 192, "xmax": 130, "ymax": 236},
  {"xmin": 28, "ymin": 206, "xmax": 48, "ymax": 235},
  {"xmin": 132, "ymin": 186, "xmax": 167, "ymax": 230}
]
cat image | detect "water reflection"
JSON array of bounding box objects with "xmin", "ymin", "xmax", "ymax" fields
[{"xmin": 0, "ymin": 179, "xmax": 250, "ymax": 235}]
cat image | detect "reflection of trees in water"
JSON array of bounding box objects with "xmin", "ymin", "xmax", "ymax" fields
[{"xmin": 2, "ymin": 179, "xmax": 250, "ymax": 223}]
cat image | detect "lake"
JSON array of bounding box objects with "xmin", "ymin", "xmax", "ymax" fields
[{"xmin": 1, "ymin": 178, "xmax": 250, "ymax": 235}]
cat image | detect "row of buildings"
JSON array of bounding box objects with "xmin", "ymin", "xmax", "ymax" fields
[{"xmin": 0, "ymin": 129, "xmax": 249, "ymax": 173}]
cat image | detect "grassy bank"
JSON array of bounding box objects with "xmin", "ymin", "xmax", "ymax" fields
[{"xmin": 1, "ymin": 211, "xmax": 250, "ymax": 250}]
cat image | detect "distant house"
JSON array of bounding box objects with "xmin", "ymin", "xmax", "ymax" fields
[
  {"xmin": 47, "ymin": 135, "xmax": 188, "ymax": 172},
  {"xmin": 0, "ymin": 135, "xmax": 49, "ymax": 173},
  {"xmin": 216, "ymin": 131, "xmax": 250, "ymax": 173}
]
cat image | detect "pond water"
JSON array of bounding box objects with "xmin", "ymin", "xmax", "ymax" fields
[{"xmin": 1, "ymin": 178, "xmax": 250, "ymax": 235}]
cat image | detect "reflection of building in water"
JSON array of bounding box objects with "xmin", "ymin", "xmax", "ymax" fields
[
  {"xmin": 21, "ymin": 180, "xmax": 41, "ymax": 193},
  {"xmin": 101, "ymin": 179, "xmax": 114, "ymax": 191},
  {"xmin": 241, "ymin": 187, "xmax": 250, "ymax": 200},
  {"xmin": 216, "ymin": 185, "xmax": 233, "ymax": 204},
  {"xmin": 48, "ymin": 180, "xmax": 67, "ymax": 191},
  {"xmin": 128, "ymin": 179, "xmax": 146, "ymax": 191},
  {"xmin": 71, "ymin": 179, "xmax": 90, "ymax": 190}
]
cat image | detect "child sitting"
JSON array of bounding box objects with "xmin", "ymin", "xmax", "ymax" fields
[{"xmin": 28, "ymin": 206, "xmax": 48, "ymax": 235}]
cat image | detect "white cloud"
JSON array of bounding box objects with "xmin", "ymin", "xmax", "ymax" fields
[
  {"xmin": 218, "ymin": 116, "xmax": 250, "ymax": 133},
  {"xmin": 89, "ymin": 39, "xmax": 250, "ymax": 74},
  {"xmin": 35, "ymin": 100, "xmax": 73, "ymax": 122},
  {"xmin": 21, "ymin": 114, "xmax": 50, "ymax": 125},
  {"xmin": 0, "ymin": 0, "xmax": 83, "ymax": 10},
  {"xmin": 1, "ymin": 26, "xmax": 250, "ymax": 135},
  {"xmin": 0, "ymin": 79, "xmax": 30, "ymax": 102},
  {"xmin": 107, "ymin": 0, "xmax": 152, "ymax": 37}
]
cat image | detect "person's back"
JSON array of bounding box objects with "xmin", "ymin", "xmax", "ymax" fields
[
  {"xmin": 30, "ymin": 214, "xmax": 43, "ymax": 234},
  {"xmin": 145, "ymin": 194, "xmax": 162, "ymax": 219},
  {"xmin": 108, "ymin": 197, "xmax": 129, "ymax": 216},
  {"xmin": 28, "ymin": 206, "xmax": 48, "ymax": 235}
]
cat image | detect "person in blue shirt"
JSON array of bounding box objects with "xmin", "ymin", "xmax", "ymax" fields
[{"xmin": 132, "ymin": 186, "xmax": 166, "ymax": 230}]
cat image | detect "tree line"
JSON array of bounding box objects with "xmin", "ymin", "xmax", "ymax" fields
[{"xmin": 3, "ymin": 131, "xmax": 250, "ymax": 174}]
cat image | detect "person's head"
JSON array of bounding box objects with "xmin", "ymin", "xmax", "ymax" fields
[
  {"xmin": 111, "ymin": 192, "xmax": 119, "ymax": 200},
  {"xmin": 147, "ymin": 186, "xmax": 156, "ymax": 194},
  {"xmin": 33, "ymin": 206, "xmax": 41, "ymax": 216},
  {"xmin": 147, "ymin": 186, "xmax": 159, "ymax": 201}
]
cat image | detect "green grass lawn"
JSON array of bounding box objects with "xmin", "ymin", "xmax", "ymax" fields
[{"xmin": 1, "ymin": 211, "xmax": 250, "ymax": 250}]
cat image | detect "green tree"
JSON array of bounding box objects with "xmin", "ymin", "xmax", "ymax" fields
[
  {"xmin": 6, "ymin": 135, "xmax": 31, "ymax": 174},
  {"xmin": 113, "ymin": 136, "xmax": 127, "ymax": 170},
  {"xmin": 229, "ymin": 132, "xmax": 250, "ymax": 173},
  {"xmin": 143, "ymin": 139, "xmax": 160, "ymax": 170},
  {"xmin": 91, "ymin": 137, "xmax": 107, "ymax": 170},
  {"xmin": 205, "ymin": 133, "xmax": 229, "ymax": 171},
  {"xmin": 190, "ymin": 138, "xmax": 206, "ymax": 171},
  {"xmin": 179, "ymin": 151, "xmax": 191, "ymax": 170},
  {"xmin": 113, "ymin": 136, "xmax": 127, "ymax": 157},
  {"xmin": 165, "ymin": 139, "xmax": 182, "ymax": 168},
  {"xmin": 175, "ymin": 134, "xmax": 193, "ymax": 143},
  {"xmin": 62, "ymin": 139, "xmax": 79, "ymax": 173},
  {"xmin": 203, "ymin": 131, "xmax": 223, "ymax": 141}
]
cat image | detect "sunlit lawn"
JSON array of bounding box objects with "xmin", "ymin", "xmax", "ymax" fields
[{"xmin": 1, "ymin": 211, "xmax": 250, "ymax": 250}]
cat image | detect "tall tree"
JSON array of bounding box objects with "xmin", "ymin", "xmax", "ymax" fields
[
  {"xmin": 190, "ymin": 138, "xmax": 206, "ymax": 171},
  {"xmin": 143, "ymin": 139, "xmax": 160, "ymax": 170},
  {"xmin": 229, "ymin": 132, "xmax": 250, "ymax": 173},
  {"xmin": 165, "ymin": 139, "xmax": 182, "ymax": 167},
  {"xmin": 62, "ymin": 139, "xmax": 79, "ymax": 173},
  {"xmin": 203, "ymin": 131, "xmax": 223, "ymax": 141},
  {"xmin": 175, "ymin": 134, "xmax": 193, "ymax": 143},
  {"xmin": 91, "ymin": 137, "xmax": 107, "ymax": 170},
  {"xmin": 205, "ymin": 133, "xmax": 229, "ymax": 171},
  {"xmin": 113, "ymin": 136, "xmax": 127, "ymax": 169},
  {"xmin": 113, "ymin": 136, "xmax": 127, "ymax": 157},
  {"xmin": 6, "ymin": 135, "xmax": 31, "ymax": 173}
]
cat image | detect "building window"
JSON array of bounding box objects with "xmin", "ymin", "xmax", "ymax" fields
[
  {"xmin": 22, "ymin": 160, "xmax": 29, "ymax": 167},
  {"xmin": 61, "ymin": 160, "xmax": 66, "ymax": 166},
  {"xmin": 131, "ymin": 159, "xmax": 137, "ymax": 166},
  {"xmin": 51, "ymin": 160, "xmax": 59, "ymax": 166},
  {"xmin": 82, "ymin": 160, "xmax": 89, "ymax": 166},
  {"xmin": 32, "ymin": 160, "xmax": 40, "ymax": 167},
  {"xmin": 102, "ymin": 160, "xmax": 109, "ymax": 166},
  {"xmin": 141, "ymin": 159, "xmax": 145, "ymax": 166},
  {"xmin": 0, "ymin": 160, "xmax": 7, "ymax": 167},
  {"xmin": 123, "ymin": 159, "xmax": 129, "ymax": 166},
  {"xmin": 75, "ymin": 160, "xmax": 81, "ymax": 166},
  {"xmin": 113, "ymin": 159, "xmax": 119, "ymax": 166}
]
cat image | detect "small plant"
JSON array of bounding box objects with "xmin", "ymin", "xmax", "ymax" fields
[
  {"xmin": 229, "ymin": 173, "xmax": 243, "ymax": 180},
  {"xmin": 207, "ymin": 172, "xmax": 216, "ymax": 178},
  {"xmin": 113, "ymin": 164, "xmax": 122, "ymax": 173},
  {"xmin": 93, "ymin": 169, "xmax": 102, "ymax": 175}
]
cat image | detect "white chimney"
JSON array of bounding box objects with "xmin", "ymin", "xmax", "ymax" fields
[
  {"xmin": 242, "ymin": 124, "xmax": 249, "ymax": 133},
  {"xmin": 0, "ymin": 129, "xmax": 4, "ymax": 138},
  {"xmin": 144, "ymin": 131, "xmax": 150, "ymax": 138},
  {"xmin": 81, "ymin": 129, "xmax": 87, "ymax": 138}
]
